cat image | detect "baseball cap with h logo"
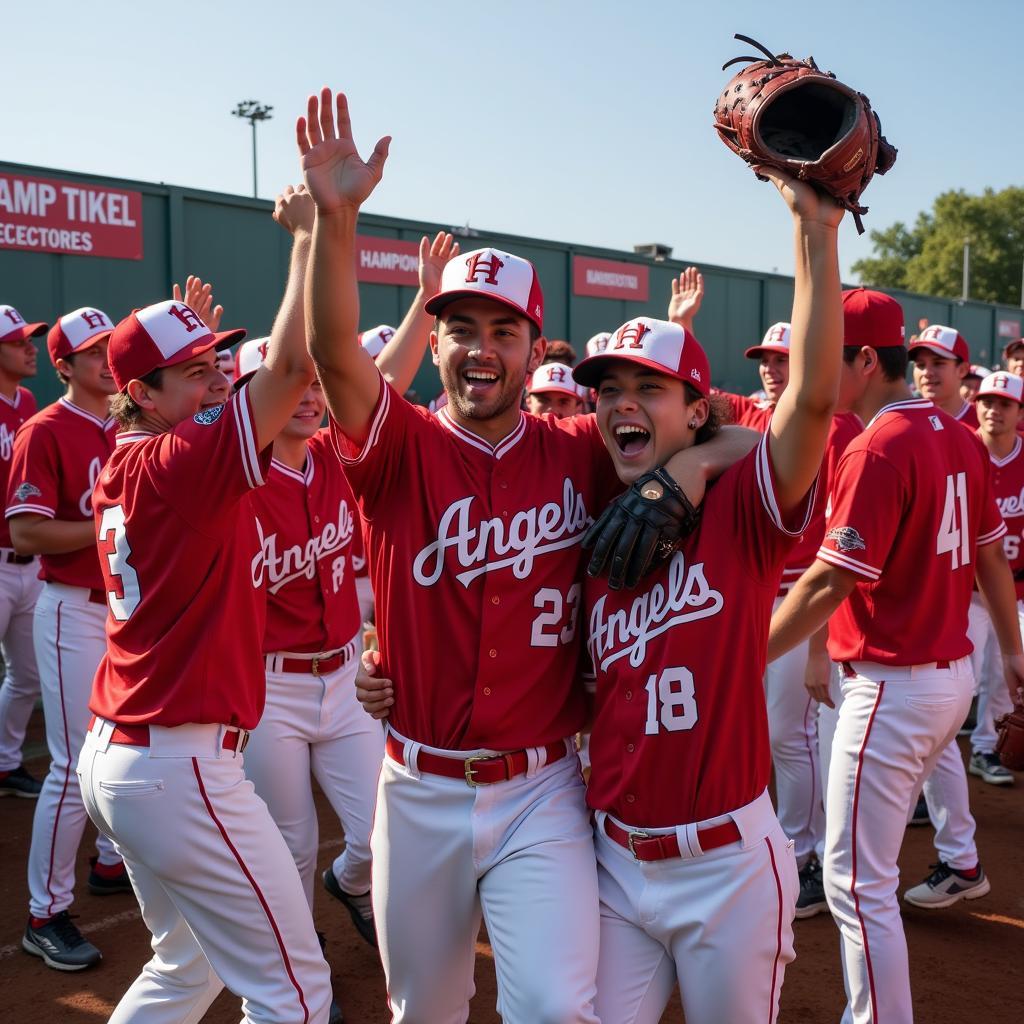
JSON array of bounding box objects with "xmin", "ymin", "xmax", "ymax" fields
[
  {"xmin": 977, "ymin": 371, "xmax": 1024, "ymax": 404},
  {"xmin": 745, "ymin": 322, "xmax": 792, "ymax": 359},
  {"xmin": 527, "ymin": 362, "xmax": 586, "ymax": 399},
  {"xmin": 424, "ymin": 248, "xmax": 544, "ymax": 333},
  {"xmin": 908, "ymin": 324, "xmax": 969, "ymax": 363},
  {"xmin": 573, "ymin": 317, "xmax": 711, "ymax": 396},
  {"xmin": 108, "ymin": 300, "xmax": 246, "ymax": 392},
  {"xmin": 47, "ymin": 307, "xmax": 115, "ymax": 365},
  {"xmin": 0, "ymin": 305, "xmax": 47, "ymax": 343}
]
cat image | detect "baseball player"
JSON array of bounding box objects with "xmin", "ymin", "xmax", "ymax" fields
[
  {"xmin": 1004, "ymin": 337, "xmax": 1024, "ymax": 377},
  {"xmin": 9, "ymin": 307, "xmax": 130, "ymax": 972},
  {"xmin": 524, "ymin": 362, "xmax": 586, "ymax": 418},
  {"xmin": 961, "ymin": 364, "xmax": 989, "ymax": 405},
  {"xmin": 299, "ymin": 87, "xmax": 754, "ymax": 1023},
  {"xmin": 0, "ymin": 305, "xmax": 43, "ymax": 800},
  {"xmin": 584, "ymin": 332, "xmax": 611, "ymax": 357},
  {"xmin": 572, "ymin": 167, "xmax": 844, "ymax": 1024},
  {"xmin": 910, "ymin": 324, "xmax": 979, "ymax": 428},
  {"xmin": 768, "ymin": 289, "xmax": 1024, "ymax": 1024},
  {"xmin": 961, "ymin": 370, "xmax": 1024, "ymax": 784},
  {"xmin": 78, "ymin": 194, "xmax": 335, "ymax": 1022},
  {"xmin": 358, "ymin": 324, "xmax": 395, "ymax": 359},
  {"xmin": 540, "ymin": 339, "xmax": 577, "ymax": 365}
]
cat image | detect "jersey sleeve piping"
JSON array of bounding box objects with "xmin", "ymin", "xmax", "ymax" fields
[
  {"xmin": 336, "ymin": 377, "xmax": 391, "ymax": 467},
  {"xmin": 977, "ymin": 522, "xmax": 1008, "ymax": 547},
  {"xmin": 232, "ymin": 386, "xmax": 265, "ymax": 489},
  {"xmin": 755, "ymin": 432, "xmax": 817, "ymax": 537},
  {"xmin": 816, "ymin": 546, "xmax": 882, "ymax": 580},
  {"xmin": 5, "ymin": 503, "xmax": 55, "ymax": 520}
]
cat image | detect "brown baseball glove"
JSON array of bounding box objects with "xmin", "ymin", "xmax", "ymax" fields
[
  {"xmin": 713, "ymin": 34, "xmax": 897, "ymax": 233},
  {"xmin": 994, "ymin": 705, "xmax": 1024, "ymax": 772}
]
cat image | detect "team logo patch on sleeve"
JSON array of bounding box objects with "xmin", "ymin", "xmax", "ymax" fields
[
  {"xmin": 193, "ymin": 405, "xmax": 225, "ymax": 425},
  {"xmin": 826, "ymin": 526, "xmax": 866, "ymax": 552},
  {"xmin": 13, "ymin": 482, "xmax": 42, "ymax": 501}
]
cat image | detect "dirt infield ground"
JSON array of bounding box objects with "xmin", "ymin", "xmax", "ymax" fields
[{"xmin": 2, "ymin": 707, "xmax": 1021, "ymax": 1023}]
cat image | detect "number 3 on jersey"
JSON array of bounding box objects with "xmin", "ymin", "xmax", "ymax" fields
[
  {"xmin": 97, "ymin": 505, "xmax": 141, "ymax": 621},
  {"xmin": 936, "ymin": 472, "xmax": 970, "ymax": 570},
  {"xmin": 645, "ymin": 666, "xmax": 699, "ymax": 734}
]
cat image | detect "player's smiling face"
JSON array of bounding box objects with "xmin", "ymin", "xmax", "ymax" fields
[
  {"xmin": 140, "ymin": 349, "xmax": 229, "ymax": 427},
  {"xmin": 63, "ymin": 339, "xmax": 116, "ymax": 398},
  {"xmin": 595, "ymin": 362, "xmax": 706, "ymax": 485},
  {"xmin": 758, "ymin": 352, "xmax": 789, "ymax": 404},
  {"xmin": 977, "ymin": 395, "xmax": 1022, "ymax": 437},
  {"xmin": 282, "ymin": 378, "xmax": 327, "ymax": 440},
  {"xmin": 525, "ymin": 391, "xmax": 582, "ymax": 419},
  {"xmin": 912, "ymin": 350, "xmax": 967, "ymax": 404},
  {"xmin": 431, "ymin": 298, "xmax": 544, "ymax": 423}
]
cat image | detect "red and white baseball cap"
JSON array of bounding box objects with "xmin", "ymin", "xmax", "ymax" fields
[
  {"xmin": 0, "ymin": 305, "xmax": 47, "ymax": 343},
  {"xmin": 47, "ymin": 307, "xmax": 115, "ymax": 365},
  {"xmin": 424, "ymin": 248, "xmax": 544, "ymax": 333},
  {"xmin": 108, "ymin": 300, "xmax": 246, "ymax": 392},
  {"xmin": 527, "ymin": 362, "xmax": 584, "ymax": 399},
  {"xmin": 976, "ymin": 371, "xmax": 1024, "ymax": 404},
  {"xmin": 359, "ymin": 324, "xmax": 395, "ymax": 360},
  {"xmin": 842, "ymin": 288, "xmax": 904, "ymax": 348},
  {"xmin": 573, "ymin": 317, "xmax": 711, "ymax": 397},
  {"xmin": 745, "ymin": 322, "xmax": 792, "ymax": 359},
  {"xmin": 909, "ymin": 324, "xmax": 969, "ymax": 363},
  {"xmin": 966, "ymin": 364, "xmax": 991, "ymax": 380},
  {"xmin": 1002, "ymin": 337, "xmax": 1024, "ymax": 359},
  {"xmin": 234, "ymin": 337, "xmax": 269, "ymax": 381},
  {"xmin": 585, "ymin": 332, "xmax": 612, "ymax": 357}
]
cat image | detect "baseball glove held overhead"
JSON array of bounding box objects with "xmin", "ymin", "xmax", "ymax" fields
[{"xmin": 714, "ymin": 34, "xmax": 897, "ymax": 233}]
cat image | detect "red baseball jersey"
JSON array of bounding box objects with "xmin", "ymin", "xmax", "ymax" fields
[
  {"xmin": 5, "ymin": 397, "xmax": 115, "ymax": 588},
  {"xmin": 331, "ymin": 377, "xmax": 617, "ymax": 750},
  {"xmin": 90, "ymin": 387, "xmax": 272, "ymax": 728},
  {"xmin": 721, "ymin": 391, "xmax": 774, "ymax": 432},
  {"xmin": 0, "ymin": 387, "xmax": 37, "ymax": 549},
  {"xmin": 954, "ymin": 401, "xmax": 979, "ymax": 431},
  {"xmin": 250, "ymin": 428, "xmax": 364, "ymax": 654},
  {"xmin": 986, "ymin": 435, "xmax": 1024, "ymax": 601},
  {"xmin": 778, "ymin": 412, "xmax": 862, "ymax": 595},
  {"xmin": 585, "ymin": 433, "xmax": 815, "ymax": 826},
  {"xmin": 819, "ymin": 399, "xmax": 1005, "ymax": 665}
]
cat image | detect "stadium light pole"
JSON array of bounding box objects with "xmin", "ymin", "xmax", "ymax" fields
[
  {"xmin": 232, "ymin": 101, "xmax": 273, "ymax": 198},
  {"xmin": 962, "ymin": 237, "xmax": 970, "ymax": 301}
]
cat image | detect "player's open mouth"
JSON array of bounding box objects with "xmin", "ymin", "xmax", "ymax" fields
[
  {"xmin": 462, "ymin": 367, "xmax": 500, "ymax": 393},
  {"xmin": 613, "ymin": 422, "xmax": 652, "ymax": 457}
]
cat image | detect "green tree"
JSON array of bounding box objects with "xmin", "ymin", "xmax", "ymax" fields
[{"xmin": 851, "ymin": 187, "xmax": 1024, "ymax": 304}]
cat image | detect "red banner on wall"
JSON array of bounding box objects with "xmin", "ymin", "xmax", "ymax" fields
[
  {"xmin": 0, "ymin": 172, "xmax": 143, "ymax": 260},
  {"xmin": 573, "ymin": 255, "xmax": 649, "ymax": 301},
  {"xmin": 356, "ymin": 235, "xmax": 420, "ymax": 285}
]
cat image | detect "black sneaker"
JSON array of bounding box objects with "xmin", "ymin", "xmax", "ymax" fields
[
  {"xmin": 316, "ymin": 931, "xmax": 345, "ymax": 1024},
  {"xmin": 795, "ymin": 857, "xmax": 828, "ymax": 919},
  {"xmin": 907, "ymin": 794, "xmax": 930, "ymax": 827},
  {"xmin": 22, "ymin": 912, "xmax": 102, "ymax": 971},
  {"xmin": 88, "ymin": 856, "xmax": 133, "ymax": 896},
  {"xmin": 323, "ymin": 867, "xmax": 377, "ymax": 948},
  {"xmin": 0, "ymin": 764, "xmax": 43, "ymax": 798}
]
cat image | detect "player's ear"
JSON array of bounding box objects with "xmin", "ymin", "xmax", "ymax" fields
[
  {"xmin": 956, "ymin": 361, "xmax": 968, "ymax": 380},
  {"xmin": 526, "ymin": 333, "xmax": 547, "ymax": 375},
  {"xmin": 860, "ymin": 346, "xmax": 877, "ymax": 376},
  {"xmin": 429, "ymin": 329, "xmax": 441, "ymax": 368},
  {"xmin": 126, "ymin": 378, "xmax": 157, "ymax": 411}
]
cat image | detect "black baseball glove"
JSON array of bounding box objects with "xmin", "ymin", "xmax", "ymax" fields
[{"xmin": 582, "ymin": 467, "xmax": 702, "ymax": 590}]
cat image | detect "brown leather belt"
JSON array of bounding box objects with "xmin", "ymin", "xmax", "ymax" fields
[
  {"xmin": 90, "ymin": 717, "xmax": 249, "ymax": 753},
  {"xmin": 841, "ymin": 659, "xmax": 950, "ymax": 678},
  {"xmin": 385, "ymin": 734, "xmax": 568, "ymax": 788},
  {"xmin": 275, "ymin": 649, "xmax": 352, "ymax": 676},
  {"xmin": 603, "ymin": 814, "xmax": 741, "ymax": 861}
]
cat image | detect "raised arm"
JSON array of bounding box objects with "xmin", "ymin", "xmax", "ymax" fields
[
  {"xmin": 375, "ymin": 231, "xmax": 459, "ymax": 395},
  {"xmin": 666, "ymin": 267, "xmax": 704, "ymax": 335},
  {"xmin": 246, "ymin": 185, "xmax": 318, "ymax": 450},
  {"xmin": 299, "ymin": 88, "xmax": 391, "ymax": 442},
  {"xmin": 762, "ymin": 171, "xmax": 844, "ymax": 511}
]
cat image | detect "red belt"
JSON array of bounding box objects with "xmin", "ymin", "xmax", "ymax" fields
[
  {"xmin": 275, "ymin": 649, "xmax": 352, "ymax": 676},
  {"xmin": 841, "ymin": 659, "xmax": 950, "ymax": 678},
  {"xmin": 88, "ymin": 589, "xmax": 106, "ymax": 606},
  {"xmin": 90, "ymin": 717, "xmax": 249, "ymax": 753},
  {"xmin": 385, "ymin": 734, "xmax": 568, "ymax": 787},
  {"xmin": 603, "ymin": 815, "xmax": 741, "ymax": 861}
]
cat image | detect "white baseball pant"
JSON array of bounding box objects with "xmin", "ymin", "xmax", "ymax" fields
[
  {"xmin": 823, "ymin": 658, "xmax": 973, "ymax": 1024},
  {"xmin": 592, "ymin": 790, "xmax": 797, "ymax": 1024},
  {"xmin": 764, "ymin": 596, "xmax": 825, "ymax": 868},
  {"xmin": 244, "ymin": 641, "xmax": 383, "ymax": 907},
  {"xmin": 28, "ymin": 582, "xmax": 120, "ymax": 918},
  {"xmin": 78, "ymin": 718, "xmax": 332, "ymax": 1024},
  {"xmin": 372, "ymin": 728, "xmax": 599, "ymax": 1024},
  {"xmin": 814, "ymin": 664, "xmax": 842, "ymax": 863},
  {"xmin": 0, "ymin": 557, "xmax": 42, "ymax": 772}
]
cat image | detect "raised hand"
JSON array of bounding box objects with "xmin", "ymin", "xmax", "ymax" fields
[
  {"xmin": 667, "ymin": 267, "xmax": 704, "ymax": 330},
  {"xmin": 756, "ymin": 165, "xmax": 845, "ymax": 229},
  {"xmin": 296, "ymin": 88, "xmax": 391, "ymax": 215},
  {"xmin": 418, "ymin": 231, "xmax": 459, "ymax": 295},
  {"xmin": 273, "ymin": 183, "xmax": 315, "ymax": 237},
  {"xmin": 172, "ymin": 275, "xmax": 223, "ymax": 333}
]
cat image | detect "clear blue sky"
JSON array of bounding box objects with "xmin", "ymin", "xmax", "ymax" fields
[{"xmin": 4, "ymin": 0, "xmax": 1021, "ymax": 279}]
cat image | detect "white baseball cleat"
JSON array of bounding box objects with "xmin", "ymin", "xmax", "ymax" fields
[{"xmin": 903, "ymin": 862, "xmax": 991, "ymax": 909}]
